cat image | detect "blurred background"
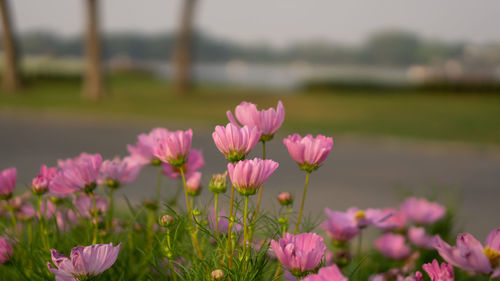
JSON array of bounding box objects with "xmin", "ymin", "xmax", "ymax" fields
[{"xmin": 0, "ymin": 0, "xmax": 499, "ymax": 238}]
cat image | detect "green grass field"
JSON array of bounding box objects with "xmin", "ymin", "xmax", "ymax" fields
[{"xmin": 1, "ymin": 73, "xmax": 500, "ymax": 144}]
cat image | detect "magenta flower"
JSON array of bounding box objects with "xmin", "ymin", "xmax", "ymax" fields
[
  {"xmin": 322, "ymin": 208, "xmax": 360, "ymax": 243},
  {"xmin": 422, "ymin": 259, "xmax": 454, "ymax": 281},
  {"xmin": 226, "ymin": 100, "xmax": 285, "ymax": 140},
  {"xmin": 283, "ymin": 134, "xmax": 333, "ymax": 172},
  {"xmin": 212, "ymin": 123, "xmax": 261, "ymax": 162},
  {"xmin": 271, "ymin": 232, "xmax": 326, "ymax": 277},
  {"xmin": 372, "ymin": 208, "xmax": 407, "ymax": 232},
  {"xmin": 434, "ymin": 228, "xmax": 500, "ymax": 278},
  {"xmin": 0, "ymin": 237, "xmax": 13, "ymax": 264},
  {"xmin": 127, "ymin": 128, "xmax": 169, "ymax": 166},
  {"xmin": 74, "ymin": 194, "xmax": 109, "ymax": 219},
  {"xmin": 50, "ymin": 153, "xmax": 102, "ymax": 195},
  {"xmin": 302, "ymin": 265, "xmax": 348, "ymax": 281},
  {"xmin": 55, "ymin": 209, "xmax": 78, "ymax": 232},
  {"xmin": 375, "ymin": 233, "xmax": 411, "ymax": 260},
  {"xmin": 408, "ymin": 227, "xmax": 436, "ymax": 249},
  {"xmin": 227, "ymin": 158, "xmax": 279, "ymax": 196},
  {"xmin": 153, "ymin": 129, "xmax": 193, "ymax": 167},
  {"xmin": 48, "ymin": 243, "xmax": 121, "ymax": 280},
  {"xmin": 162, "ymin": 149, "xmax": 204, "ymax": 179},
  {"xmin": 186, "ymin": 172, "xmax": 202, "ymax": 196},
  {"xmin": 207, "ymin": 208, "xmax": 242, "ymax": 234},
  {"xmin": 401, "ymin": 197, "xmax": 445, "ymax": 225},
  {"xmin": 0, "ymin": 167, "xmax": 17, "ymax": 199},
  {"xmin": 17, "ymin": 202, "xmax": 36, "ymax": 221},
  {"xmin": 32, "ymin": 165, "xmax": 58, "ymax": 195},
  {"xmin": 99, "ymin": 157, "xmax": 141, "ymax": 188}
]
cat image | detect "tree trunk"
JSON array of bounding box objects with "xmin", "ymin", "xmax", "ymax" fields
[
  {"xmin": 173, "ymin": 0, "xmax": 197, "ymax": 94},
  {"xmin": 0, "ymin": 0, "xmax": 21, "ymax": 92},
  {"xmin": 83, "ymin": 0, "xmax": 104, "ymax": 100}
]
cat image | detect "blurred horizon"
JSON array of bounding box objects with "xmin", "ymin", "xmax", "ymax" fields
[{"xmin": 9, "ymin": 0, "xmax": 500, "ymax": 46}]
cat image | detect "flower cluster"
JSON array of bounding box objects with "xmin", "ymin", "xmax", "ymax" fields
[{"xmin": 0, "ymin": 100, "xmax": 498, "ymax": 281}]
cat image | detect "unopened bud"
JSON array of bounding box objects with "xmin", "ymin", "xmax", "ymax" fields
[
  {"xmin": 277, "ymin": 192, "xmax": 293, "ymax": 206},
  {"xmin": 143, "ymin": 199, "xmax": 158, "ymax": 211},
  {"xmin": 192, "ymin": 208, "xmax": 202, "ymax": 217},
  {"xmin": 160, "ymin": 215, "xmax": 174, "ymax": 227},
  {"xmin": 208, "ymin": 172, "xmax": 227, "ymax": 194},
  {"xmin": 211, "ymin": 269, "xmax": 224, "ymax": 280}
]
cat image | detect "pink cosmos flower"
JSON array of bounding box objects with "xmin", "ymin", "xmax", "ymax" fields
[
  {"xmin": 32, "ymin": 165, "xmax": 58, "ymax": 195},
  {"xmin": 207, "ymin": 208, "xmax": 242, "ymax": 234},
  {"xmin": 227, "ymin": 158, "xmax": 279, "ymax": 196},
  {"xmin": 162, "ymin": 149, "xmax": 204, "ymax": 179},
  {"xmin": 55, "ymin": 209, "xmax": 78, "ymax": 232},
  {"xmin": 226, "ymin": 100, "xmax": 285, "ymax": 140},
  {"xmin": 17, "ymin": 202, "xmax": 36, "ymax": 221},
  {"xmin": 322, "ymin": 208, "xmax": 360, "ymax": 243},
  {"xmin": 408, "ymin": 227, "xmax": 436, "ymax": 249},
  {"xmin": 399, "ymin": 272, "xmax": 424, "ymax": 281},
  {"xmin": 48, "ymin": 243, "xmax": 121, "ymax": 280},
  {"xmin": 302, "ymin": 265, "xmax": 348, "ymax": 281},
  {"xmin": 283, "ymin": 134, "xmax": 333, "ymax": 172},
  {"xmin": 212, "ymin": 123, "xmax": 261, "ymax": 162},
  {"xmin": 271, "ymin": 232, "xmax": 326, "ymax": 276},
  {"xmin": 422, "ymin": 259, "xmax": 454, "ymax": 281},
  {"xmin": 50, "ymin": 153, "xmax": 102, "ymax": 195},
  {"xmin": 0, "ymin": 237, "xmax": 13, "ymax": 264},
  {"xmin": 127, "ymin": 128, "xmax": 169, "ymax": 166},
  {"xmin": 153, "ymin": 129, "xmax": 193, "ymax": 167},
  {"xmin": 0, "ymin": 167, "xmax": 17, "ymax": 199},
  {"xmin": 99, "ymin": 157, "xmax": 141, "ymax": 188},
  {"xmin": 401, "ymin": 197, "xmax": 445, "ymax": 225},
  {"xmin": 375, "ymin": 233, "xmax": 411, "ymax": 260},
  {"xmin": 186, "ymin": 172, "xmax": 202, "ymax": 196},
  {"xmin": 373, "ymin": 208, "xmax": 407, "ymax": 232},
  {"xmin": 434, "ymin": 228, "xmax": 500, "ymax": 278},
  {"xmin": 74, "ymin": 195, "xmax": 109, "ymax": 219}
]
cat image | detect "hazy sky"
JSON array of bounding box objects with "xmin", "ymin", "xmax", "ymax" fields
[{"xmin": 11, "ymin": 0, "xmax": 500, "ymax": 46}]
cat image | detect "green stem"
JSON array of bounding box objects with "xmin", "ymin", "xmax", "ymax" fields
[
  {"xmin": 246, "ymin": 141, "xmax": 267, "ymax": 246},
  {"xmin": 107, "ymin": 188, "xmax": 114, "ymax": 230},
  {"xmin": 357, "ymin": 230, "xmax": 363, "ymax": 258},
  {"xmin": 28, "ymin": 222, "xmax": 33, "ymax": 244},
  {"xmin": 283, "ymin": 206, "xmax": 292, "ymax": 235},
  {"xmin": 156, "ymin": 166, "xmax": 162, "ymax": 205},
  {"xmin": 214, "ymin": 193, "xmax": 219, "ymax": 235},
  {"xmin": 294, "ymin": 171, "xmax": 311, "ymax": 235},
  {"xmin": 243, "ymin": 196, "xmax": 249, "ymax": 261},
  {"xmin": 90, "ymin": 192, "xmax": 99, "ymax": 244},
  {"xmin": 37, "ymin": 196, "xmax": 49, "ymax": 249},
  {"xmin": 262, "ymin": 140, "xmax": 266, "ymax": 160},
  {"xmin": 180, "ymin": 167, "xmax": 202, "ymax": 259},
  {"xmin": 6, "ymin": 204, "xmax": 17, "ymax": 234},
  {"xmin": 227, "ymin": 185, "xmax": 235, "ymax": 269}
]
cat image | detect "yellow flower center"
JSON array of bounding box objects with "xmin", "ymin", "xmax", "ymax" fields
[
  {"xmin": 484, "ymin": 247, "xmax": 500, "ymax": 268},
  {"xmin": 354, "ymin": 210, "xmax": 366, "ymax": 222}
]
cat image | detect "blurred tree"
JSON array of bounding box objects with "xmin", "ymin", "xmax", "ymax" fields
[
  {"xmin": 83, "ymin": 0, "xmax": 104, "ymax": 100},
  {"xmin": 362, "ymin": 30, "xmax": 422, "ymax": 66},
  {"xmin": 172, "ymin": 0, "xmax": 197, "ymax": 94},
  {"xmin": 0, "ymin": 0, "xmax": 22, "ymax": 91}
]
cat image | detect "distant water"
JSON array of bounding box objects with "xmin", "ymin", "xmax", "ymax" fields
[{"xmin": 154, "ymin": 62, "xmax": 408, "ymax": 90}]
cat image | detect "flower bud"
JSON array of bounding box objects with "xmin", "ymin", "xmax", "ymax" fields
[
  {"xmin": 105, "ymin": 179, "xmax": 120, "ymax": 189},
  {"xmin": 278, "ymin": 216, "xmax": 287, "ymax": 225},
  {"xmin": 186, "ymin": 172, "xmax": 202, "ymax": 197},
  {"xmin": 277, "ymin": 192, "xmax": 293, "ymax": 206},
  {"xmin": 208, "ymin": 172, "xmax": 227, "ymax": 194},
  {"xmin": 160, "ymin": 215, "xmax": 174, "ymax": 227},
  {"xmin": 211, "ymin": 269, "xmax": 224, "ymax": 280},
  {"xmin": 192, "ymin": 208, "xmax": 202, "ymax": 217},
  {"xmin": 143, "ymin": 199, "xmax": 158, "ymax": 211},
  {"xmin": 31, "ymin": 175, "xmax": 49, "ymax": 196}
]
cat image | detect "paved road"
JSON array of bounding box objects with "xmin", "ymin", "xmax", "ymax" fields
[{"xmin": 1, "ymin": 114, "xmax": 499, "ymax": 238}]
